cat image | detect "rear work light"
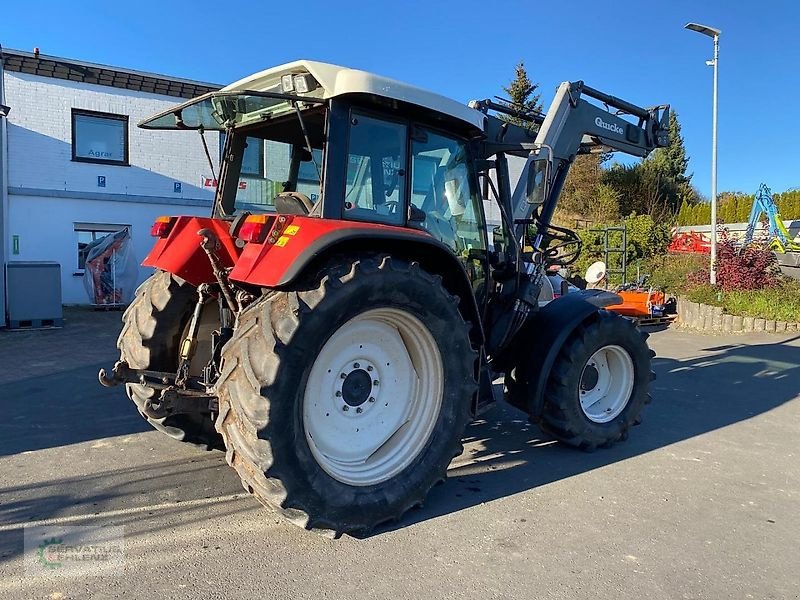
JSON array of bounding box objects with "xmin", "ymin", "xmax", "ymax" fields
[{"xmin": 150, "ymin": 216, "xmax": 175, "ymax": 238}]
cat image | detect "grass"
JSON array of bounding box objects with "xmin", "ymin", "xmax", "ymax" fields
[
  {"xmin": 641, "ymin": 253, "xmax": 800, "ymax": 322},
  {"xmin": 685, "ymin": 282, "xmax": 800, "ymax": 323}
]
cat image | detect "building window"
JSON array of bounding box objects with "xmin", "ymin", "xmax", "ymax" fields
[
  {"xmin": 72, "ymin": 109, "xmax": 129, "ymax": 165},
  {"xmin": 75, "ymin": 223, "xmax": 130, "ymax": 272}
]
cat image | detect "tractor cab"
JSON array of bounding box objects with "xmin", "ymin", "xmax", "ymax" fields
[{"xmin": 140, "ymin": 61, "xmax": 491, "ymax": 264}]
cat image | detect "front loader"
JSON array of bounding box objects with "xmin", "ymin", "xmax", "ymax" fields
[{"xmin": 99, "ymin": 61, "xmax": 669, "ymax": 536}]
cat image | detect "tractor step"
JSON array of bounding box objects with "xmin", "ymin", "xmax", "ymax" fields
[{"xmin": 630, "ymin": 315, "xmax": 676, "ymax": 327}]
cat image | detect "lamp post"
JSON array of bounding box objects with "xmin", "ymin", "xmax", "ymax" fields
[{"xmin": 685, "ymin": 22, "xmax": 721, "ymax": 285}]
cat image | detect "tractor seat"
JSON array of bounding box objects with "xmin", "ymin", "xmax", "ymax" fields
[{"xmin": 275, "ymin": 192, "xmax": 314, "ymax": 215}]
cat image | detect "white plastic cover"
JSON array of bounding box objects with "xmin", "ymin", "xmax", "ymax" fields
[{"xmin": 82, "ymin": 228, "xmax": 139, "ymax": 305}]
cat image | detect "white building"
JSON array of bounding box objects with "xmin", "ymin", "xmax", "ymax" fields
[{"xmin": 0, "ymin": 48, "xmax": 221, "ymax": 325}]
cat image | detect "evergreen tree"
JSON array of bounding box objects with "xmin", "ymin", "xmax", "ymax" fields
[
  {"xmin": 648, "ymin": 111, "xmax": 692, "ymax": 185},
  {"xmin": 677, "ymin": 199, "xmax": 690, "ymax": 225},
  {"xmin": 738, "ymin": 195, "xmax": 753, "ymax": 222},
  {"xmin": 718, "ymin": 200, "xmax": 729, "ymax": 224},
  {"xmin": 639, "ymin": 111, "xmax": 693, "ymax": 216},
  {"xmin": 500, "ymin": 61, "xmax": 542, "ymax": 131},
  {"xmin": 790, "ymin": 193, "xmax": 800, "ymax": 219}
]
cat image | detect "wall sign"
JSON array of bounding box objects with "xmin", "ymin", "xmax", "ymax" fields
[
  {"xmin": 203, "ymin": 177, "xmax": 247, "ymax": 190},
  {"xmin": 97, "ymin": 175, "xmax": 106, "ymax": 188},
  {"xmin": 174, "ymin": 182, "xmax": 182, "ymax": 193}
]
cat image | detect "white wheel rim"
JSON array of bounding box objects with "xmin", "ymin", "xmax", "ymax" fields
[
  {"xmin": 579, "ymin": 344, "xmax": 634, "ymax": 424},
  {"xmin": 302, "ymin": 308, "xmax": 443, "ymax": 486}
]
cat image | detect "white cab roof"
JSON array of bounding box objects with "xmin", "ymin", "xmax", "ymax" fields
[{"xmin": 223, "ymin": 60, "xmax": 485, "ymax": 131}]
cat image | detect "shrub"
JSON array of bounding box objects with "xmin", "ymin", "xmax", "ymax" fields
[
  {"xmin": 573, "ymin": 214, "xmax": 672, "ymax": 282},
  {"xmin": 688, "ymin": 236, "xmax": 777, "ymax": 291},
  {"xmin": 642, "ymin": 253, "xmax": 708, "ymax": 293}
]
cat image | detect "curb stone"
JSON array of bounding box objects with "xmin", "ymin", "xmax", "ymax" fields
[{"xmin": 676, "ymin": 297, "xmax": 799, "ymax": 334}]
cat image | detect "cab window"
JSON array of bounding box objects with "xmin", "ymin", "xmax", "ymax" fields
[
  {"xmin": 410, "ymin": 129, "xmax": 486, "ymax": 256},
  {"xmin": 343, "ymin": 113, "xmax": 406, "ymax": 226}
]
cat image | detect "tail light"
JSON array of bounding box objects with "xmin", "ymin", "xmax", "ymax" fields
[
  {"xmin": 237, "ymin": 214, "xmax": 287, "ymax": 244},
  {"xmin": 238, "ymin": 215, "xmax": 272, "ymax": 243},
  {"xmin": 150, "ymin": 216, "xmax": 175, "ymax": 238}
]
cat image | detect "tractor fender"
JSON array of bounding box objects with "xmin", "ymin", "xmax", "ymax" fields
[
  {"xmin": 512, "ymin": 290, "xmax": 622, "ymax": 420},
  {"xmin": 142, "ymin": 216, "xmax": 240, "ymax": 286},
  {"xmin": 228, "ymin": 216, "xmax": 484, "ymax": 342}
]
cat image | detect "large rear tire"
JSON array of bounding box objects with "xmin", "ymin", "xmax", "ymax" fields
[
  {"xmin": 539, "ymin": 311, "xmax": 653, "ymax": 451},
  {"xmin": 215, "ymin": 255, "xmax": 477, "ymax": 536},
  {"xmin": 118, "ymin": 270, "xmax": 223, "ymax": 450}
]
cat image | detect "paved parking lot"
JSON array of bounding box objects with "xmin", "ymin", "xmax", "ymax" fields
[{"xmin": 1, "ymin": 308, "xmax": 798, "ymax": 599}]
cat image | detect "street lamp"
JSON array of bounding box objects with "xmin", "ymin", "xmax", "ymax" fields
[{"xmin": 685, "ymin": 22, "xmax": 721, "ymax": 285}]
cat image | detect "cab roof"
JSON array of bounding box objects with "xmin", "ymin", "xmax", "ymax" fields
[{"xmin": 223, "ymin": 60, "xmax": 486, "ymax": 132}]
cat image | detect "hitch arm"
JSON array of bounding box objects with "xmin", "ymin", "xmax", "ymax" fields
[
  {"xmin": 98, "ymin": 361, "xmax": 218, "ymax": 418},
  {"xmin": 98, "ymin": 361, "xmax": 208, "ymax": 394}
]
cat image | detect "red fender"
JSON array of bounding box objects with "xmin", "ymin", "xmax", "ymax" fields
[
  {"xmin": 229, "ymin": 215, "xmax": 431, "ymax": 288},
  {"xmin": 142, "ymin": 216, "xmax": 241, "ymax": 286}
]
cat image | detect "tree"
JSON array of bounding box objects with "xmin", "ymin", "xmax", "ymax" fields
[
  {"xmin": 677, "ymin": 199, "xmax": 690, "ymax": 225},
  {"xmin": 558, "ymin": 153, "xmax": 601, "ymax": 214},
  {"xmin": 499, "ymin": 61, "xmax": 542, "ymax": 131},
  {"xmin": 647, "ymin": 111, "xmax": 691, "ymax": 186},
  {"xmin": 601, "ymin": 162, "xmax": 677, "ymax": 221},
  {"xmin": 738, "ymin": 195, "xmax": 753, "ymax": 222},
  {"xmin": 638, "ymin": 111, "xmax": 693, "ymax": 215}
]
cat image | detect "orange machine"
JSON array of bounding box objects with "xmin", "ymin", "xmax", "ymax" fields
[{"xmin": 606, "ymin": 289, "xmax": 667, "ymax": 319}]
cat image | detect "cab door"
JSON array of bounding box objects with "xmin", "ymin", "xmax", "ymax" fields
[{"xmin": 408, "ymin": 126, "xmax": 489, "ymax": 303}]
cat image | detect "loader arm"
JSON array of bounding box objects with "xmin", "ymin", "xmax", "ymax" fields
[
  {"xmin": 471, "ymin": 81, "xmax": 668, "ymax": 361},
  {"xmin": 475, "ymin": 81, "xmax": 669, "ymax": 241}
]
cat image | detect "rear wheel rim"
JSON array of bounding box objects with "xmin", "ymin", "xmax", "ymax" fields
[
  {"xmin": 579, "ymin": 344, "xmax": 634, "ymax": 423},
  {"xmin": 302, "ymin": 308, "xmax": 443, "ymax": 486}
]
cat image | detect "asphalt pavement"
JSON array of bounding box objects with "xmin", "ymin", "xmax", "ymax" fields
[{"xmin": 0, "ymin": 308, "xmax": 798, "ymax": 599}]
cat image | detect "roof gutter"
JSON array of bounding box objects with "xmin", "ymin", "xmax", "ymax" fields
[{"xmin": 2, "ymin": 48, "xmax": 220, "ymax": 89}]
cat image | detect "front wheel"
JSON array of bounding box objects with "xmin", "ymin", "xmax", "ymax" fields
[
  {"xmin": 539, "ymin": 311, "xmax": 654, "ymax": 450},
  {"xmin": 214, "ymin": 255, "xmax": 477, "ymax": 536}
]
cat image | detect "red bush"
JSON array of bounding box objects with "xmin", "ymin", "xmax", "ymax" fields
[{"xmin": 688, "ymin": 232, "xmax": 777, "ymax": 291}]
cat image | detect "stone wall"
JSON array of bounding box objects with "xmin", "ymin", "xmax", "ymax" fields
[{"xmin": 676, "ymin": 297, "xmax": 800, "ymax": 333}]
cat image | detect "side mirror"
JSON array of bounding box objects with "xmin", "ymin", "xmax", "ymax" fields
[{"xmin": 526, "ymin": 156, "xmax": 551, "ymax": 206}]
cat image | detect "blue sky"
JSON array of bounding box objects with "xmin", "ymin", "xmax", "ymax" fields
[{"xmin": 2, "ymin": 0, "xmax": 797, "ymax": 197}]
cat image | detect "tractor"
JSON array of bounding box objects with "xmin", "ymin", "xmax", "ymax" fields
[{"xmin": 100, "ymin": 61, "xmax": 669, "ymax": 536}]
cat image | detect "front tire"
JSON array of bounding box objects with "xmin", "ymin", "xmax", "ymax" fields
[
  {"xmin": 539, "ymin": 311, "xmax": 653, "ymax": 451},
  {"xmin": 215, "ymin": 255, "xmax": 477, "ymax": 536}
]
